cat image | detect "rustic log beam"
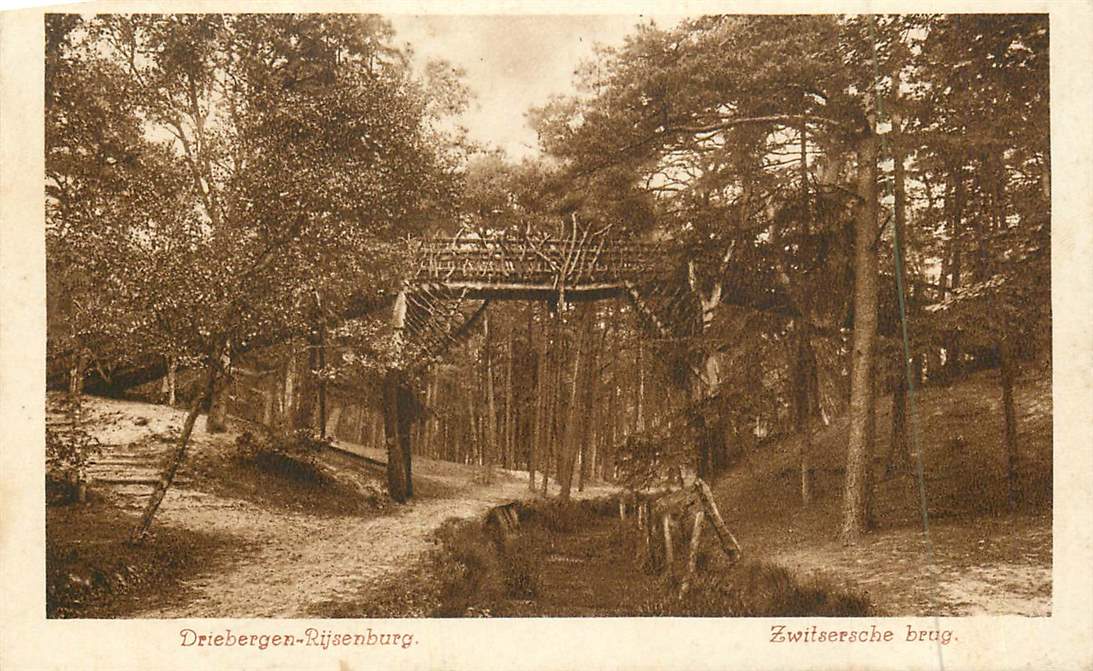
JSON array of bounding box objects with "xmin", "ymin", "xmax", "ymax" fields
[
  {"xmin": 695, "ymin": 477, "xmax": 742, "ymax": 562},
  {"xmin": 680, "ymin": 510, "xmax": 705, "ymax": 597}
]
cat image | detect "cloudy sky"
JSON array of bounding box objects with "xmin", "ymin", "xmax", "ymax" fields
[{"xmin": 387, "ymin": 15, "xmax": 684, "ymax": 159}]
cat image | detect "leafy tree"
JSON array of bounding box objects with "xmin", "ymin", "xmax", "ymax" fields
[{"xmin": 48, "ymin": 14, "xmax": 465, "ymax": 536}]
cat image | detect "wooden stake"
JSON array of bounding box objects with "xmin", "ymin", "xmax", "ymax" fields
[
  {"xmin": 680, "ymin": 510, "xmax": 705, "ymax": 597},
  {"xmin": 695, "ymin": 478, "xmax": 742, "ymax": 561},
  {"xmin": 662, "ymin": 513, "xmax": 675, "ymax": 570}
]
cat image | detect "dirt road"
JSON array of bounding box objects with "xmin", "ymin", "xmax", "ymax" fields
[
  {"xmin": 129, "ymin": 474, "xmax": 549, "ymax": 618},
  {"xmin": 60, "ymin": 395, "xmax": 611, "ymax": 618}
]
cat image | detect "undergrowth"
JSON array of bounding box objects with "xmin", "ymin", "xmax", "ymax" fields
[
  {"xmin": 46, "ymin": 504, "xmax": 241, "ymax": 618},
  {"xmin": 234, "ymin": 429, "xmax": 331, "ymax": 484},
  {"xmin": 315, "ymin": 495, "xmax": 869, "ymax": 618}
]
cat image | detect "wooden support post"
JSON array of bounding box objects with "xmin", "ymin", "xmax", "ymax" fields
[
  {"xmin": 680, "ymin": 510, "xmax": 705, "ymax": 597},
  {"xmin": 695, "ymin": 478, "xmax": 742, "ymax": 561},
  {"xmin": 662, "ymin": 513, "xmax": 675, "ymax": 571}
]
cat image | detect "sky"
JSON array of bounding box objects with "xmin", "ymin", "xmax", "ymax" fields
[{"xmin": 387, "ymin": 15, "xmax": 684, "ymax": 160}]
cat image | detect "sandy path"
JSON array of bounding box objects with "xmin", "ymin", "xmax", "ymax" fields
[
  {"xmin": 130, "ymin": 475, "xmax": 545, "ymax": 618},
  {"xmin": 61, "ymin": 394, "xmax": 616, "ymax": 619}
]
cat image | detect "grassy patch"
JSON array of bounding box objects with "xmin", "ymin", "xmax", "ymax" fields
[
  {"xmin": 46, "ymin": 503, "xmax": 245, "ymax": 618},
  {"xmin": 183, "ymin": 430, "xmax": 388, "ymax": 517},
  {"xmin": 641, "ymin": 561, "xmax": 872, "ymax": 617}
]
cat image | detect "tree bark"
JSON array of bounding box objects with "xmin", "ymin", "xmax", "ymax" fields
[
  {"xmin": 206, "ymin": 375, "xmax": 230, "ymax": 433},
  {"xmin": 483, "ymin": 312, "xmax": 497, "ymax": 484},
  {"xmin": 636, "ymin": 341, "xmax": 646, "ymax": 432},
  {"xmin": 295, "ymin": 332, "xmax": 321, "ymax": 433},
  {"xmin": 793, "ymin": 323, "xmax": 815, "ymax": 504},
  {"xmin": 383, "ymin": 369, "xmax": 409, "ymax": 503},
  {"xmin": 325, "ymin": 403, "xmax": 342, "ymax": 440},
  {"xmin": 530, "ymin": 307, "xmax": 546, "ymax": 491},
  {"xmin": 999, "ymin": 340, "xmax": 1020, "ymax": 510},
  {"xmin": 399, "ymin": 384, "xmax": 413, "ymax": 498},
  {"xmin": 839, "ymin": 128, "xmax": 880, "ymax": 544},
  {"xmin": 945, "ymin": 162, "xmax": 966, "ymax": 379},
  {"xmin": 558, "ymin": 314, "xmax": 586, "ymax": 501},
  {"xmin": 280, "ymin": 349, "xmax": 296, "ymax": 432},
  {"xmin": 888, "ymin": 87, "xmax": 912, "ymax": 475},
  {"xmin": 317, "ymin": 320, "xmax": 327, "ymax": 437},
  {"xmin": 423, "ymin": 367, "xmax": 437, "ymax": 459},
  {"xmin": 577, "ymin": 320, "xmax": 599, "ymax": 492},
  {"xmin": 504, "ymin": 328, "xmax": 514, "ymax": 470}
]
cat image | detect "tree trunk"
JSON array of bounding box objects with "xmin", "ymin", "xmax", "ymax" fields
[
  {"xmin": 530, "ymin": 308, "xmax": 546, "ymax": 491},
  {"xmin": 793, "ymin": 324, "xmax": 815, "ymax": 504},
  {"xmin": 636, "ymin": 341, "xmax": 646, "ymax": 432},
  {"xmin": 132, "ymin": 357, "xmax": 218, "ymax": 543},
  {"xmin": 68, "ymin": 353, "xmax": 85, "ymax": 401},
  {"xmin": 295, "ymin": 332, "xmax": 321, "ymax": 433},
  {"xmin": 325, "ymin": 403, "xmax": 342, "ymax": 440},
  {"xmin": 383, "ymin": 369, "xmax": 409, "ymax": 503},
  {"xmin": 423, "ymin": 367, "xmax": 437, "ymax": 459},
  {"xmin": 166, "ymin": 356, "xmax": 177, "ymax": 406},
  {"xmin": 945, "ymin": 162, "xmax": 966, "ymax": 379},
  {"xmin": 578, "ymin": 321, "xmax": 599, "ymax": 492},
  {"xmin": 398, "ymin": 385, "xmax": 413, "ymax": 498},
  {"xmin": 206, "ymin": 374, "xmax": 230, "ymax": 433},
  {"xmin": 483, "ymin": 312, "xmax": 497, "ymax": 484},
  {"xmin": 280, "ymin": 350, "xmax": 296, "ymax": 432},
  {"xmin": 999, "ymin": 340, "xmax": 1020, "ymax": 510},
  {"xmin": 607, "ymin": 348, "xmax": 619, "ymax": 482},
  {"xmin": 504, "ymin": 328, "xmax": 514, "ymax": 470},
  {"xmin": 558, "ymin": 319, "xmax": 585, "ymax": 501},
  {"xmin": 888, "ymin": 89, "xmax": 912, "ymax": 476},
  {"xmin": 839, "ymin": 128, "xmax": 880, "ymax": 544},
  {"xmin": 317, "ymin": 321, "xmax": 327, "ymax": 437},
  {"xmin": 886, "ymin": 373, "xmax": 910, "ymax": 477}
]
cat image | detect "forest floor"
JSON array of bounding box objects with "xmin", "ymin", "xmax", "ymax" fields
[
  {"xmin": 709, "ymin": 366, "xmax": 1053, "ymax": 616},
  {"xmin": 47, "ymin": 365, "xmax": 1051, "ymax": 618},
  {"xmin": 46, "ymin": 395, "xmax": 609, "ymax": 618}
]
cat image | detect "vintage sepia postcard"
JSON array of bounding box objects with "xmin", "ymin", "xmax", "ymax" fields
[{"xmin": 2, "ymin": 1, "xmax": 1091, "ymax": 669}]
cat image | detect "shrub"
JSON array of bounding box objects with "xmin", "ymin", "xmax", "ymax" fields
[
  {"xmin": 639, "ymin": 561, "xmax": 873, "ymax": 617},
  {"xmin": 431, "ymin": 521, "xmax": 505, "ymax": 616},
  {"xmin": 498, "ymin": 533, "xmax": 541, "ymax": 600},
  {"xmin": 46, "ymin": 424, "xmax": 101, "ymax": 505},
  {"xmin": 524, "ymin": 499, "xmax": 599, "ymax": 533},
  {"xmin": 233, "ymin": 428, "xmax": 331, "ymax": 484}
]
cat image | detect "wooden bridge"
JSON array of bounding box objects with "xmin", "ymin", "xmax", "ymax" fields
[
  {"xmin": 391, "ymin": 228, "xmax": 703, "ymax": 370},
  {"xmin": 377, "ymin": 226, "xmax": 715, "ymax": 502}
]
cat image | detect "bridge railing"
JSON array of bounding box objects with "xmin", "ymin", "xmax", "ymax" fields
[{"xmin": 410, "ymin": 237, "xmax": 674, "ymax": 286}]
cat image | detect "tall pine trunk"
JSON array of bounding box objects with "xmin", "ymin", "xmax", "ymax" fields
[
  {"xmin": 999, "ymin": 340, "xmax": 1020, "ymax": 510},
  {"xmin": 793, "ymin": 324, "xmax": 815, "ymax": 504},
  {"xmin": 530, "ymin": 308, "xmax": 546, "ymax": 491},
  {"xmin": 839, "ymin": 128, "xmax": 880, "ymax": 544},
  {"xmin": 558, "ymin": 318, "xmax": 586, "ymax": 502},
  {"xmin": 482, "ymin": 312, "xmax": 497, "ymax": 484},
  {"xmin": 383, "ymin": 369, "xmax": 409, "ymax": 503},
  {"xmin": 886, "ymin": 101, "xmax": 911, "ymax": 476},
  {"xmin": 504, "ymin": 328, "xmax": 514, "ymax": 470},
  {"xmin": 578, "ymin": 320, "xmax": 600, "ymax": 492}
]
